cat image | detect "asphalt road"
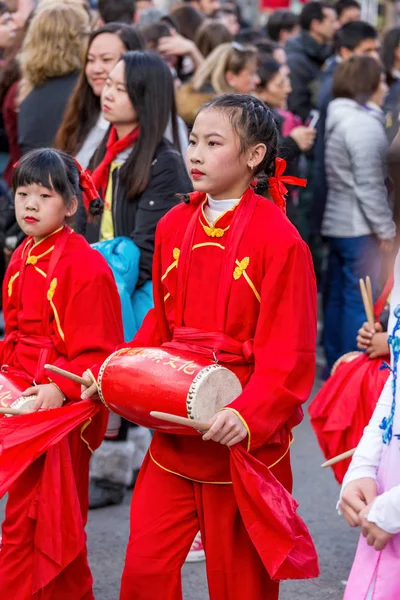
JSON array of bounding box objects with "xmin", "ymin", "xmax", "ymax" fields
[{"xmin": 1, "ymin": 382, "xmax": 359, "ymax": 600}]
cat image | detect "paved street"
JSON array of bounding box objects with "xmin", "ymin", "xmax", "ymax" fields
[{"xmin": 1, "ymin": 382, "xmax": 359, "ymax": 599}]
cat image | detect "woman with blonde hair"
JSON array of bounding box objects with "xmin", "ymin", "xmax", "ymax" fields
[
  {"xmin": 17, "ymin": 3, "xmax": 90, "ymax": 154},
  {"xmin": 176, "ymin": 42, "xmax": 259, "ymax": 126}
]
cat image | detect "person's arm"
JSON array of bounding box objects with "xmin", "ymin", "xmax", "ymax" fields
[
  {"xmin": 158, "ymin": 34, "xmax": 204, "ymax": 71},
  {"xmin": 130, "ymin": 149, "xmax": 192, "ymax": 286},
  {"xmin": 342, "ymin": 373, "xmax": 393, "ymax": 489},
  {"xmin": 287, "ymin": 55, "xmax": 313, "ymax": 122},
  {"xmin": 226, "ymin": 236, "xmax": 317, "ymax": 450},
  {"xmin": 346, "ymin": 124, "xmax": 396, "ymax": 241}
]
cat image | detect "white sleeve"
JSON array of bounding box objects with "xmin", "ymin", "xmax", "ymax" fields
[
  {"xmin": 341, "ymin": 372, "xmax": 393, "ymax": 491},
  {"xmin": 367, "ymin": 486, "xmax": 400, "ymax": 534}
]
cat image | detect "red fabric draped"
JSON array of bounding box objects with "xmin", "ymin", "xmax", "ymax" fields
[
  {"xmin": 0, "ymin": 400, "xmax": 101, "ymax": 594},
  {"xmin": 230, "ymin": 445, "xmax": 319, "ymax": 580}
]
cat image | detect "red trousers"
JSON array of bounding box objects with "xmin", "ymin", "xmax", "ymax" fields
[
  {"xmin": 120, "ymin": 453, "xmax": 284, "ymax": 600},
  {"xmin": 0, "ymin": 430, "xmax": 93, "ymax": 600}
]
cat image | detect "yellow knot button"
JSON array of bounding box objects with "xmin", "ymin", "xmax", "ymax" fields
[
  {"xmin": 173, "ymin": 248, "xmax": 180, "ymax": 261},
  {"xmin": 47, "ymin": 278, "xmax": 58, "ymax": 301},
  {"xmin": 26, "ymin": 255, "xmax": 38, "ymax": 266},
  {"xmin": 233, "ymin": 257, "xmax": 250, "ymax": 280},
  {"xmin": 204, "ymin": 226, "xmax": 225, "ymax": 238}
]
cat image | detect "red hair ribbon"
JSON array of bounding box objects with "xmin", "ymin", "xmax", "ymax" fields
[
  {"xmin": 73, "ymin": 158, "xmax": 102, "ymax": 215},
  {"xmin": 268, "ymin": 157, "xmax": 306, "ymax": 214}
]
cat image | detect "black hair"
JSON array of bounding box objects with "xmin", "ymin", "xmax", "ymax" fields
[
  {"xmin": 382, "ymin": 27, "xmax": 400, "ymax": 85},
  {"xmin": 98, "ymin": 0, "xmax": 136, "ymax": 24},
  {"xmin": 199, "ymin": 94, "xmax": 278, "ymax": 189},
  {"xmin": 266, "ymin": 10, "xmax": 298, "ymax": 42},
  {"xmin": 55, "ymin": 22, "xmax": 144, "ymax": 156},
  {"xmin": 254, "ymin": 38, "xmax": 279, "ymax": 55},
  {"xmin": 170, "ymin": 5, "xmax": 204, "ymax": 41},
  {"xmin": 257, "ymin": 55, "xmax": 281, "ymax": 89},
  {"xmin": 12, "ymin": 149, "xmax": 84, "ymax": 221},
  {"xmin": 300, "ymin": 2, "xmax": 332, "ymax": 31},
  {"xmin": 92, "ymin": 51, "xmax": 181, "ymax": 201},
  {"xmin": 235, "ymin": 28, "xmax": 265, "ymax": 45},
  {"xmin": 333, "ymin": 20, "xmax": 377, "ymax": 53},
  {"xmin": 335, "ymin": 0, "xmax": 361, "ymax": 18}
]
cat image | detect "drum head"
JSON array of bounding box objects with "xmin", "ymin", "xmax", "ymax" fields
[
  {"xmin": 5, "ymin": 395, "xmax": 38, "ymax": 416},
  {"xmin": 188, "ymin": 365, "xmax": 242, "ymax": 422}
]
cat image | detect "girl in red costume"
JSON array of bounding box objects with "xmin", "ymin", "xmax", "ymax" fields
[
  {"xmin": 84, "ymin": 93, "xmax": 319, "ymax": 599},
  {"xmin": 0, "ymin": 148, "xmax": 124, "ymax": 599}
]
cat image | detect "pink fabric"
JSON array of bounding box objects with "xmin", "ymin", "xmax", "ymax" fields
[{"xmin": 344, "ymin": 441, "xmax": 400, "ymax": 599}]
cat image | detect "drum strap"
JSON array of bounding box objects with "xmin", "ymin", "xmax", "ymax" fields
[{"xmin": 164, "ymin": 326, "xmax": 254, "ymax": 365}]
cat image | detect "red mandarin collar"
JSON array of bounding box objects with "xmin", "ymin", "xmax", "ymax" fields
[{"xmin": 24, "ymin": 226, "xmax": 71, "ymax": 263}]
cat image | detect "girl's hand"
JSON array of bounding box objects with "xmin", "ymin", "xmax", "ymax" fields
[
  {"xmin": 21, "ymin": 383, "xmax": 65, "ymax": 412},
  {"xmin": 81, "ymin": 370, "xmax": 99, "ymax": 400},
  {"xmin": 340, "ymin": 478, "xmax": 377, "ymax": 527},
  {"xmin": 202, "ymin": 410, "xmax": 247, "ymax": 447},
  {"xmin": 357, "ymin": 321, "xmax": 379, "ymax": 350},
  {"xmin": 359, "ymin": 504, "xmax": 393, "ymax": 551},
  {"xmin": 367, "ymin": 331, "xmax": 390, "ymax": 359}
]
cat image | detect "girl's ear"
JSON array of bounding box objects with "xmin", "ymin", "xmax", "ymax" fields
[
  {"xmin": 247, "ymin": 143, "xmax": 267, "ymax": 170},
  {"xmin": 66, "ymin": 196, "xmax": 79, "ymax": 218}
]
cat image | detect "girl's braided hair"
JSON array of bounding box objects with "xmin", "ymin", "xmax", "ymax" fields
[{"xmin": 199, "ymin": 94, "xmax": 278, "ymax": 191}]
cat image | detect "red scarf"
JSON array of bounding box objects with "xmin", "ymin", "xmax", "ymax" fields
[{"xmin": 91, "ymin": 125, "xmax": 140, "ymax": 196}]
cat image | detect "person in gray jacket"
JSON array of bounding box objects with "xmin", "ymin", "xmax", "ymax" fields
[{"xmin": 322, "ymin": 55, "xmax": 396, "ymax": 371}]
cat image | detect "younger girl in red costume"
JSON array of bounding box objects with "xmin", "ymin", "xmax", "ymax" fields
[
  {"xmin": 0, "ymin": 148, "xmax": 124, "ymax": 599},
  {"xmin": 84, "ymin": 94, "xmax": 319, "ymax": 599}
]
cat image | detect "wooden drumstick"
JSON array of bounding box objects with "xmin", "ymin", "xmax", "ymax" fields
[
  {"xmin": 360, "ymin": 279, "xmax": 375, "ymax": 329},
  {"xmin": 321, "ymin": 448, "xmax": 355, "ymax": 468},
  {"xmin": 0, "ymin": 406, "xmax": 27, "ymax": 416},
  {"xmin": 150, "ymin": 411, "xmax": 211, "ymax": 431},
  {"xmin": 366, "ymin": 276, "xmax": 374, "ymax": 318},
  {"xmin": 45, "ymin": 364, "xmax": 91, "ymax": 387}
]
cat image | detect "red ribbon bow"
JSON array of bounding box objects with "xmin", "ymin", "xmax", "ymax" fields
[
  {"xmin": 73, "ymin": 158, "xmax": 102, "ymax": 213},
  {"xmin": 268, "ymin": 157, "xmax": 306, "ymax": 214}
]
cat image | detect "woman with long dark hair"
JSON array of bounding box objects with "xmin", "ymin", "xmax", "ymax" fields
[
  {"xmin": 88, "ymin": 50, "xmax": 192, "ymax": 508},
  {"xmin": 55, "ymin": 22, "xmax": 144, "ymax": 167},
  {"xmin": 382, "ymin": 27, "xmax": 400, "ymax": 141}
]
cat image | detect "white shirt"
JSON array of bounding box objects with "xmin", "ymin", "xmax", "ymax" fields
[{"xmin": 204, "ymin": 196, "xmax": 239, "ymax": 225}]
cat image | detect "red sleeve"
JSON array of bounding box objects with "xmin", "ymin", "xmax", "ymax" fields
[
  {"xmin": 48, "ymin": 269, "xmax": 124, "ymax": 400},
  {"xmin": 228, "ymin": 238, "xmax": 317, "ymax": 451}
]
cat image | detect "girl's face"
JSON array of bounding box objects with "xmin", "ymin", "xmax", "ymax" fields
[
  {"xmin": 15, "ymin": 183, "xmax": 77, "ymax": 242},
  {"xmin": 226, "ymin": 59, "xmax": 260, "ymax": 94},
  {"xmin": 258, "ymin": 68, "xmax": 292, "ymax": 109},
  {"xmin": 85, "ymin": 33, "xmax": 126, "ymax": 97},
  {"xmin": 101, "ymin": 61, "xmax": 137, "ymax": 128},
  {"xmin": 186, "ymin": 107, "xmax": 266, "ymax": 200}
]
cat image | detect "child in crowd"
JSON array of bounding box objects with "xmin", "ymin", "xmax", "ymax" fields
[
  {"xmin": 83, "ymin": 93, "xmax": 318, "ymax": 599},
  {"xmin": 0, "ymin": 148, "xmax": 124, "ymax": 599}
]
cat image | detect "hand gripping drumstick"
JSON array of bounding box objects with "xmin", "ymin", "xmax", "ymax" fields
[
  {"xmin": 45, "ymin": 364, "xmax": 92, "ymax": 387},
  {"xmin": 150, "ymin": 411, "xmax": 211, "ymax": 431},
  {"xmin": 359, "ymin": 278, "xmax": 375, "ymax": 329},
  {"xmin": 321, "ymin": 448, "xmax": 355, "ymax": 468}
]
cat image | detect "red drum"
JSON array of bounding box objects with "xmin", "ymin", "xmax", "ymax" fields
[
  {"xmin": 97, "ymin": 347, "xmax": 243, "ymax": 434},
  {"xmin": 0, "ymin": 371, "xmax": 37, "ymax": 416}
]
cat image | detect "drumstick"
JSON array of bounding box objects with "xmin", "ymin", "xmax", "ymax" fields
[
  {"xmin": 44, "ymin": 364, "xmax": 90, "ymax": 387},
  {"xmin": 359, "ymin": 279, "xmax": 375, "ymax": 329},
  {"xmin": 0, "ymin": 406, "xmax": 27, "ymax": 415},
  {"xmin": 150, "ymin": 411, "xmax": 211, "ymax": 431},
  {"xmin": 321, "ymin": 448, "xmax": 355, "ymax": 468},
  {"xmin": 366, "ymin": 276, "xmax": 374, "ymax": 318}
]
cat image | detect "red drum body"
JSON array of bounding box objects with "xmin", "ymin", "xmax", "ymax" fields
[
  {"xmin": 97, "ymin": 347, "xmax": 243, "ymax": 434},
  {"xmin": 0, "ymin": 371, "xmax": 37, "ymax": 416}
]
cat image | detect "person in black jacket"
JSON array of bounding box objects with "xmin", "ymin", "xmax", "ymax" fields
[
  {"xmin": 88, "ymin": 50, "xmax": 192, "ymax": 508},
  {"xmin": 256, "ymin": 54, "xmax": 316, "ymax": 225},
  {"xmin": 286, "ymin": 1, "xmax": 337, "ymax": 122}
]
